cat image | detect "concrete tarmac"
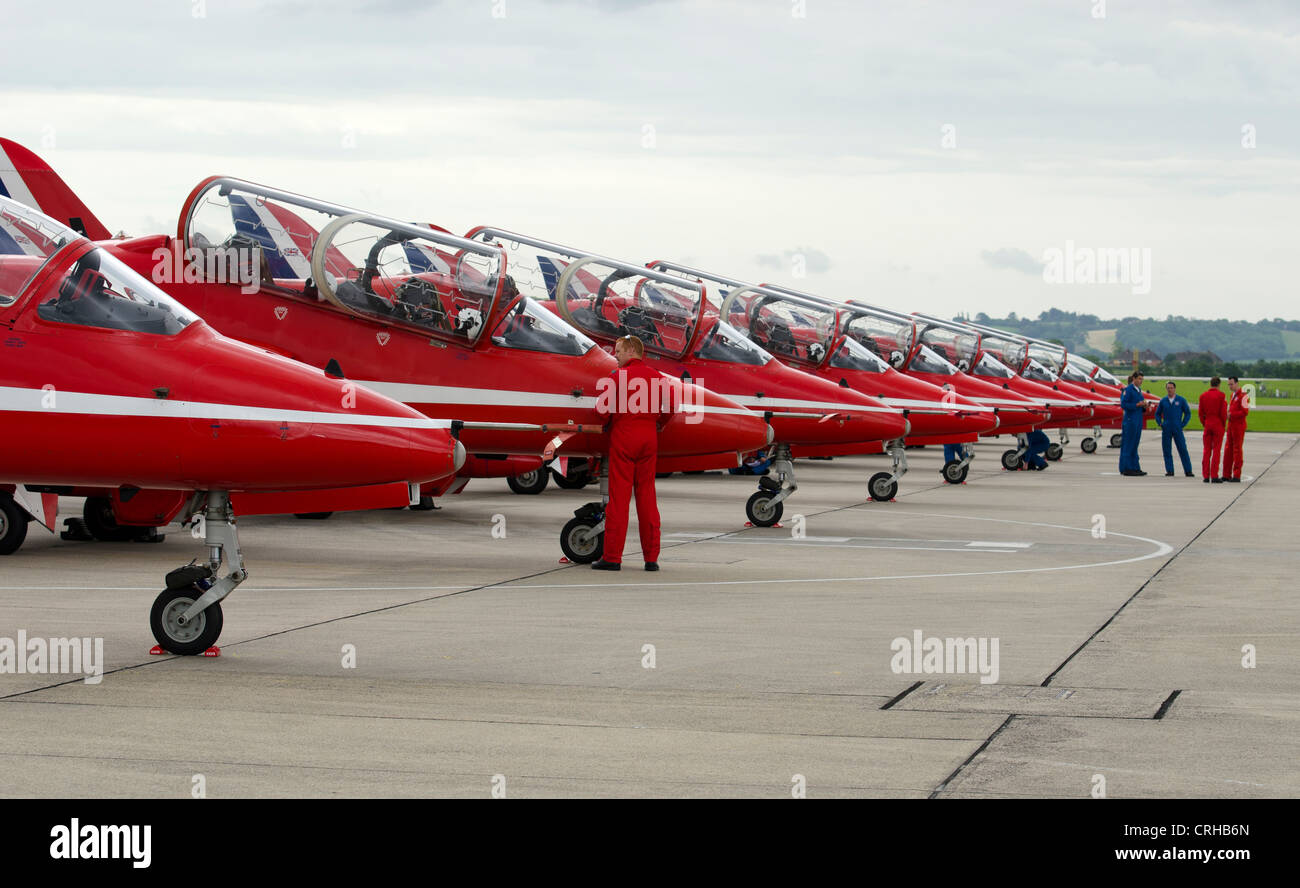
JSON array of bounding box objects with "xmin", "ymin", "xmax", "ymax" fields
[{"xmin": 1, "ymin": 431, "xmax": 1295, "ymax": 798}]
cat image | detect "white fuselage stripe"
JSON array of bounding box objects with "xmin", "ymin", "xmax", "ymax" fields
[
  {"xmin": 880, "ymin": 397, "xmax": 995, "ymax": 412},
  {"xmin": 0, "ymin": 386, "xmax": 449, "ymax": 429},
  {"xmin": 728, "ymin": 395, "xmax": 898, "ymax": 414},
  {"xmin": 356, "ymin": 380, "xmax": 756, "ymax": 418}
]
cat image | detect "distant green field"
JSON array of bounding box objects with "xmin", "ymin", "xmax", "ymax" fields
[{"xmin": 1141, "ymin": 377, "xmax": 1300, "ymax": 432}]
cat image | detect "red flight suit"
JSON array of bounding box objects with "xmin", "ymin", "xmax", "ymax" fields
[
  {"xmin": 596, "ymin": 358, "xmax": 676, "ymax": 564},
  {"xmin": 1224, "ymin": 387, "xmax": 1250, "ymax": 480},
  {"xmin": 1198, "ymin": 388, "xmax": 1227, "ymax": 480}
]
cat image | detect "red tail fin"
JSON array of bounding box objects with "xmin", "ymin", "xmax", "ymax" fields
[{"xmin": 0, "ymin": 138, "xmax": 112, "ymax": 240}]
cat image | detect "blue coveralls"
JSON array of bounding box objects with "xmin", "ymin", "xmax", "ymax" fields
[
  {"xmin": 1154, "ymin": 394, "xmax": 1193, "ymax": 475},
  {"xmin": 1024, "ymin": 429, "xmax": 1050, "ymax": 469},
  {"xmin": 943, "ymin": 443, "xmax": 962, "ymax": 464},
  {"xmin": 1119, "ymin": 383, "xmax": 1145, "ymax": 473}
]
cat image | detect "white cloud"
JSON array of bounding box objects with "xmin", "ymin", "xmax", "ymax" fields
[{"xmin": 3, "ymin": 0, "xmax": 1297, "ymax": 320}]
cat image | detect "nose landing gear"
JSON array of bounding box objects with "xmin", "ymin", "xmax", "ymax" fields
[
  {"xmin": 1047, "ymin": 430, "xmax": 1067, "ymax": 461},
  {"xmin": 942, "ymin": 443, "xmax": 974, "ymax": 484},
  {"xmin": 150, "ymin": 491, "xmax": 244, "ymax": 655},
  {"xmin": 1001, "ymin": 433, "xmax": 1029, "ymax": 471},
  {"xmin": 868, "ymin": 439, "xmax": 907, "ymax": 502},
  {"xmin": 745, "ymin": 444, "xmax": 795, "ymax": 526},
  {"xmin": 560, "ymin": 465, "xmax": 608, "ymax": 562}
]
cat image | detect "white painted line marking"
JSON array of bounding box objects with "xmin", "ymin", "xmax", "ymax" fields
[{"xmin": 967, "ymin": 541, "xmax": 1031, "ymax": 549}]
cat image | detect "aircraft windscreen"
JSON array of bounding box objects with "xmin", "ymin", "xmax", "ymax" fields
[
  {"xmin": 184, "ymin": 181, "xmax": 504, "ymax": 345},
  {"xmin": 981, "ymin": 336, "xmax": 1027, "ymax": 371},
  {"xmin": 1023, "ymin": 358, "xmax": 1056, "ymax": 383},
  {"xmin": 829, "ymin": 335, "xmax": 888, "ymax": 373},
  {"xmin": 908, "ymin": 344, "xmax": 960, "ymax": 375},
  {"xmin": 1067, "ymin": 354, "xmax": 1112, "ymax": 384},
  {"xmin": 491, "ymin": 239, "xmax": 702, "ymax": 360},
  {"xmin": 491, "ymin": 296, "xmax": 596, "ymax": 357},
  {"xmin": 36, "ymin": 248, "xmax": 197, "ymax": 335},
  {"xmin": 729, "ymin": 292, "xmax": 835, "ymax": 366},
  {"xmin": 1028, "ymin": 343, "xmax": 1065, "ymax": 374},
  {"xmin": 843, "ymin": 313, "xmax": 914, "ymax": 367},
  {"xmin": 918, "ymin": 328, "xmax": 975, "ymax": 370},
  {"xmin": 1094, "ymin": 366, "xmax": 1120, "ymax": 386},
  {"xmin": 694, "ymin": 319, "xmax": 772, "ymax": 366},
  {"xmin": 315, "ymin": 217, "xmax": 501, "ymax": 344},
  {"xmin": 1061, "ymin": 361, "xmax": 1094, "ymax": 384},
  {"xmin": 972, "ymin": 352, "xmax": 1015, "ymax": 379},
  {"xmin": 0, "ymin": 198, "xmax": 78, "ymax": 307}
]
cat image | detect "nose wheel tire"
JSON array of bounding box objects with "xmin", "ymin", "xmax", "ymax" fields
[
  {"xmin": 560, "ymin": 517, "xmax": 604, "ymax": 564},
  {"xmin": 1001, "ymin": 449, "xmax": 1022, "ymax": 471},
  {"xmin": 1109, "ymin": 433, "xmax": 1123, "ymax": 448},
  {"xmin": 507, "ymin": 469, "xmax": 549, "ymax": 495},
  {"xmin": 0, "ymin": 495, "xmax": 29, "ymax": 556},
  {"xmin": 868, "ymin": 472, "xmax": 898, "ymax": 502},
  {"xmin": 942, "ymin": 460, "xmax": 969, "ymax": 484},
  {"xmin": 150, "ymin": 587, "xmax": 223, "ymax": 656},
  {"xmin": 1046, "ymin": 443, "xmax": 1064, "ymax": 461},
  {"xmin": 1080, "ymin": 436, "xmax": 1098, "ymax": 454},
  {"xmin": 745, "ymin": 491, "xmax": 784, "ymax": 527}
]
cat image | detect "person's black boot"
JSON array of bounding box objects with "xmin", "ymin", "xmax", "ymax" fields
[
  {"xmin": 644, "ymin": 562, "xmax": 659, "ymax": 572},
  {"xmin": 591, "ymin": 560, "xmax": 621, "ymax": 571}
]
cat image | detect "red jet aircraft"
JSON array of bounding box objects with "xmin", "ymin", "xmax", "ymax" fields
[
  {"xmin": 0, "ymin": 141, "xmax": 772, "ymax": 562},
  {"xmin": 945, "ymin": 320, "xmax": 1127, "ymax": 456},
  {"xmin": 0, "ymin": 195, "xmax": 462, "ymax": 654},
  {"xmin": 644, "ymin": 264, "xmax": 1000, "ymax": 490},
  {"xmin": 459, "ymin": 228, "xmax": 910, "ymax": 525}
]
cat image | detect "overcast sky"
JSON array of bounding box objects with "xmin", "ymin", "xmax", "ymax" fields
[{"xmin": 4, "ymin": 0, "xmax": 1296, "ymax": 321}]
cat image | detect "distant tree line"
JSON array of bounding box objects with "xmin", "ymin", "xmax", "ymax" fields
[{"xmin": 964, "ymin": 308, "xmax": 1300, "ymax": 364}]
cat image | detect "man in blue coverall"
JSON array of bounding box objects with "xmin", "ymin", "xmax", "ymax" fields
[
  {"xmin": 1022, "ymin": 429, "xmax": 1051, "ymax": 470},
  {"xmin": 1119, "ymin": 371, "xmax": 1148, "ymax": 476},
  {"xmin": 1154, "ymin": 381, "xmax": 1195, "ymax": 477}
]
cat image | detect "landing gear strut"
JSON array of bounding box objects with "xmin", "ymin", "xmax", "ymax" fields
[
  {"xmin": 559, "ymin": 464, "xmax": 608, "ymax": 563},
  {"xmin": 1080, "ymin": 425, "xmax": 1100, "ymax": 454},
  {"xmin": 868, "ymin": 438, "xmax": 907, "ymax": 502},
  {"xmin": 1046, "ymin": 430, "xmax": 1066, "ymax": 461},
  {"xmin": 1001, "ymin": 433, "xmax": 1029, "ymax": 471},
  {"xmin": 942, "ymin": 443, "xmax": 974, "ymax": 484},
  {"xmin": 745, "ymin": 444, "xmax": 795, "ymax": 526},
  {"xmin": 150, "ymin": 491, "xmax": 244, "ymax": 655}
]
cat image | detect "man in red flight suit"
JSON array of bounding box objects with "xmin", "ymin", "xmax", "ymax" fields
[
  {"xmin": 1198, "ymin": 376, "xmax": 1227, "ymax": 483},
  {"xmin": 592, "ymin": 335, "xmax": 677, "ymax": 571},
  {"xmin": 1223, "ymin": 376, "xmax": 1250, "ymax": 482}
]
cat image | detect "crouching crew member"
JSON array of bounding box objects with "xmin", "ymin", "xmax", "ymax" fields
[
  {"xmin": 1022, "ymin": 429, "xmax": 1050, "ymax": 471},
  {"xmin": 1223, "ymin": 376, "xmax": 1250, "ymax": 483},
  {"xmin": 1155, "ymin": 381, "xmax": 1195, "ymax": 477},
  {"xmin": 592, "ymin": 335, "xmax": 677, "ymax": 572}
]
